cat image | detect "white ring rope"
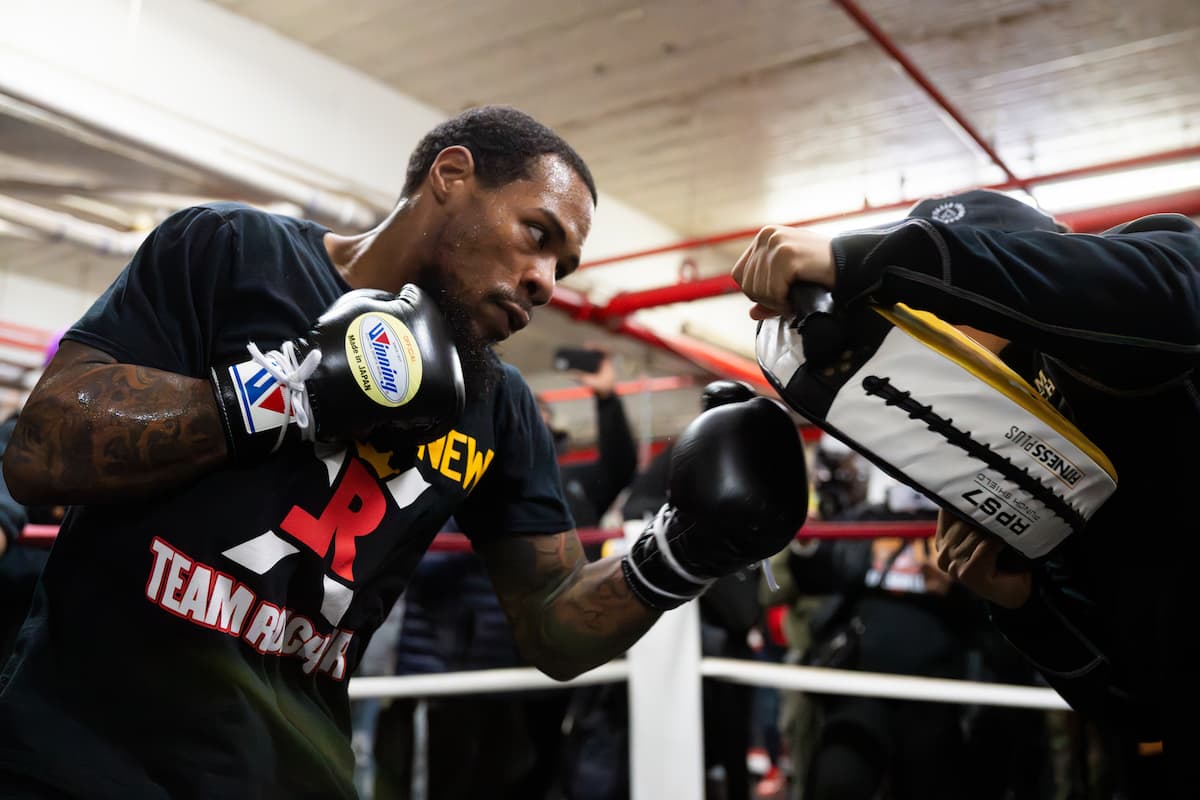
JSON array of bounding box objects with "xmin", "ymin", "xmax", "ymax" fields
[
  {"xmin": 699, "ymin": 657, "xmax": 1070, "ymax": 710},
  {"xmin": 348, "ymin": 657, "xmax": 1068, "ymax": 710},
  {"xmin": 348, "ymin": 661, "xmax": 630, "ymax": 700}
]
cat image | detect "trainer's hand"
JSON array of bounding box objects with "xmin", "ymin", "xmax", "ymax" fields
[
  {"xmin": 916, "ymin": 540, "xmax": 954, "ymax": 596},
  {"xmin": 731, "ymin": 225, "xmax": 836, "ymax": 321},
  {"xmin": 935, "ymin": 511, "xmax": 1032, "ymax": 609}
]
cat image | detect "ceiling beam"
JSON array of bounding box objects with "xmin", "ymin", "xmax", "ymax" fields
[{"xmin": 831, "ymin": 0, "xmax": 1029, "ymax": 191}]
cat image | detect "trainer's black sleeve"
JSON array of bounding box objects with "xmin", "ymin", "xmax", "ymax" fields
[
  {"xmin": 830, "ymin": 213, "xmax": 1200, "ymax": 388},
  {"xmin": 987, "ymin": 574, "xmax": 1147, "ymax": 736}
]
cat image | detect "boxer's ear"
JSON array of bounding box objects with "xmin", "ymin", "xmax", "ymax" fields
[{"xmin": 427, "ymin": 146, "xmax": 476, "ymax": 203}]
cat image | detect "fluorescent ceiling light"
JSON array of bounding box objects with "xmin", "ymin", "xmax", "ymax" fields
[
  {"xmin": 767, "ymin": 159, "xmax": 1200, "ymax": 236},
  {"xmin": 1031, "ymin": 160, "xmax": 1200, "ymax": 213}
]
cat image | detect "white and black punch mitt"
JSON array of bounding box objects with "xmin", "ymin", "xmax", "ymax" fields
[{"xmin": 756, "ymin": 285, "xmax": 1117, "ymax": 559}]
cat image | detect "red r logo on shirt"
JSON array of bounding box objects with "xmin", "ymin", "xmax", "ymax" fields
[{"xmin": 279, "ymin": 457, "xmax": 387, "ymax": 582}]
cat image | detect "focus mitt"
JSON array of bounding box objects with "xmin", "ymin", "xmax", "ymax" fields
[{"xmin": 756, "ymin": 289, "xmax": 1116, "ymax": 559}]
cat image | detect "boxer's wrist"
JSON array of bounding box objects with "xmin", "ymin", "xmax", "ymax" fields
[
  {"xmin": 210, "ymin": 357, "xmax": 305, "ymax": 463},
  {"xmin": 621, "ymin": 505, "xmax": 715, "ymax": 610}
]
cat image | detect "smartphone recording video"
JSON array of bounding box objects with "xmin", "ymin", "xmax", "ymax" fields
[{"xmin": 553, "ymin": 347, "xmax": 605, "ymax": 374}]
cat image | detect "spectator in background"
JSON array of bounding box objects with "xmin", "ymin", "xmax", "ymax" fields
[
  {"xmin": 0, "ymin": 330, "xmax": 63, "ymax": 661},
  {"xmin": 784, "ymin": 436, "xmax": 979, "ymax": 800},
  {"xmin": 769, "ymin": 437, "xmax": 1058, "ymax": 800},
  {"xmin": 537, "ymin": 344, "xmax": 638, "ymax": 529},
  {"xmin": 0, "ymin": 414, "xmax": 59, "ymax": 663},
  {"xmin": 0, "ymin": 417, "xmax": 22, "ymax": 557},
  {"xmin": 621, "ymin": 379, "xmax": 756, "ymax": 521},
  {"xmin": 760, "ymin": 547, "xmax": 826, "ymax": 800},
  {"xmin": 561, "ymin": 379, "xmax": 765, "ymax": 800},
  {"xmin": 0, "ymin": 411, "xmax": 34, "ymax": 661},
  {"xmin": 370, "ymin": 348, "xmax": 638, "ymax": 800},
  {"xmin": 759, "ymin": 433, "xmax": 864, "ymax": 800}
]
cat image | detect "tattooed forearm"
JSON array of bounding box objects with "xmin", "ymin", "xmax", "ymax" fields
[
  {"xmin": 3, "ymin": 343, "xmax": 228, "ymax": 505},
  {"xmin": 541, "ymin": 558, "xmax": 659, "ymax": 671},
  {"xmin": 482, "ymin": 532, "xmax": 660, "ymax": 680}
]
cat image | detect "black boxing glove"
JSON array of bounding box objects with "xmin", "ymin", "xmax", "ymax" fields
[
  {"xmin": 621, "ymin": 397, "xmax": 808, "ymax": 610},
  {"xmin": 211, "ymin": 284, "xmax": 465, "ymax": 462},
  {"xmin": 700, "ymin": 379, "xmax": 757, "ymax": 411}
]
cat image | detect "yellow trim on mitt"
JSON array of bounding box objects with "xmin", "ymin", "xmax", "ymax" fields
[{"xmin": 873, "ymin": 303, "xmax": 1117, "ymax": 480}]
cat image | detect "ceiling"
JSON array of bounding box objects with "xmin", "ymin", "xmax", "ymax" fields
[
  {"xmin": 2, "ymin": 0, "xmax": 1199, "ymax": 438},
  {"xmin": 212, "ymin": 0, "xmax": 1200, "ymax": 232}
]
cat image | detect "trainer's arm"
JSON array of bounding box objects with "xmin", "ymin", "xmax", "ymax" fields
[
  {"xmin": 476, "ymin": 530, "xmax": 658, "ymax": 681},
  {"xmin": 3, "ymin": 340, "xmax": 228, "ymax": 506},
  {"xmin": 832, "ymin": 214, "xmax": 1200, "ymax": 385}
]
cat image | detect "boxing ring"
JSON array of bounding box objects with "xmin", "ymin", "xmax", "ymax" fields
[
  {"xmin": 350, "ymin": 519, "xmax": 1069, "ymax": 800},
  {"xmin": 349, "ymin": 629, "xmax": 1065, "ymax": 800},
  {"xmin": 18, "ymin": 518, "xmax": 1068, "ymax": 800}
]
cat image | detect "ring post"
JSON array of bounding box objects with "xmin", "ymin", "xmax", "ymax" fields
[{"xmin": 623, "ymin": 519, "xmax": 705, "ymax": 800}]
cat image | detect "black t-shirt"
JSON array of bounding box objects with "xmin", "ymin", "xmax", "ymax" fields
[{"xmin": 0, "ymin": 203, "xmax": 571, "ymax": 799}]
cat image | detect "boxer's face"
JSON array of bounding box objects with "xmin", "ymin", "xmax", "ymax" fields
[{"xmin": 429, "ymin": 154, "xmax": 594, "ymax": 345}]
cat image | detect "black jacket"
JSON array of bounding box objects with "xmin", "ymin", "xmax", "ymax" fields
[
  {"xmin": 622, "ymin": 442, "xmax": 672, "ymax": 525},
  {"xmin": 559, "ymin": 392, "xmax": 638, "ymax": 529},
  {"xmin": 830, "ymin": 212, "xmax": 1200, "ymax": 759}
]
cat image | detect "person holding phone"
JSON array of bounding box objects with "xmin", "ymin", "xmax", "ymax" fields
[
  {"xmin": 540, "ymin": 343, "xmax": 639, "ymax": 529},
  {"xmin": 551, "ymin": 345, "xmax": 606, "ymax": 374},
  {"xmin": 559, "ymin": 378, "xmax": 767, "ymax": 800}
]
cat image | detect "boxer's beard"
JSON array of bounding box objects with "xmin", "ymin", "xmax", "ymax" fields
[{"xmin": 414, "ymin": 264, "xmax": 500, "ymax": 404}]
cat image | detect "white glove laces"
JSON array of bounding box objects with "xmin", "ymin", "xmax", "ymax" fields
[
  {"xmin": 644, "ymin": 506, "xmax": 781, "ymax": 594},
  {"xmin": 651, "ymin": 505, "xmax": 713, "ymax": 589},
  {"xmin": 246, "ymin": 341, "xmax": 322, "ymax": 452},
  {"xmin": 760, "ymin": 560, "xmax": 779, "ymax": 592}
]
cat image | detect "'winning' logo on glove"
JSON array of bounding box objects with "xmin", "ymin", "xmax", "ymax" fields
[{"xmin": 345, "ymin": 313, "xmax": 423, "ymax": 407}]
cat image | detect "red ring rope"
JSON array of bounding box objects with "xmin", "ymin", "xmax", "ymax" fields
[{"xmin": 15, "ymin": 519, "xmax": 936, "ymax": 550}]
